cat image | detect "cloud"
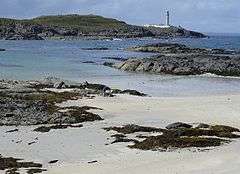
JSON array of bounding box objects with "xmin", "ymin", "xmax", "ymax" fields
[{"xmin": 0, "ymin": 0, "xmax": 239, "ymax": 33}]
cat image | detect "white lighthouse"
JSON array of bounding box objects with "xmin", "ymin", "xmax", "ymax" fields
[
  {"xmin": 143, "ymin": 10, "xmax": 171, "ymax": 28},
  {"xmin": 166, "ymin": 10, "xmax": 170, "ymax": 26}
]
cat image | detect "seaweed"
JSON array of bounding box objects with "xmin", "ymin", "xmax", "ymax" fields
[
  {"xmin": 34, "ymin": 124, "xmax": 83, "ymax": 133},
  {"xmin": 0, "ymin": 155, "xmax": 45, "ymax": 173},
  {"xmin": 104, "ymin": 123, "xmax": 240, "ymax": 151}
]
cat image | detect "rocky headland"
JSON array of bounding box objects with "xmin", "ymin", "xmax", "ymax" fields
[
  {"xmin": 105, "ymin": 43, "xmax": 240, "ymax": 76},
  {"xmin": 0, "ymin": 14, "xmax": 206, "ymax": 40}
]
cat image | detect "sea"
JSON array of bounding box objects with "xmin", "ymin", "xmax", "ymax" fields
[{"xmin": 1, "ymin": 34, "xmax": 240, "ymax": 97}]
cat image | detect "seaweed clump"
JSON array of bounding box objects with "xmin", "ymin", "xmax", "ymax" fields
[
  {"xmin": 104, "ymin": 123, "xmax": 240, "ymax": 151},
  {"xmin": 104, "ymin": 124, "xmax": 164, "ymax": 134},
  {"xmin": 33, "ymin": 124, "xmax": 83, "ymax": 133},
  {"xmin": 0, "ymin": 154, "xmax": 46, "ymax": 173},
  {"xmin": 0, "ymin": 88, "xmax": 103, "ymax": 125}
]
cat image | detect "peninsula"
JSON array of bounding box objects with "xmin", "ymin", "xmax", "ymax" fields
[{"xmin": 0, "ymin": 14, "xmax": 206, "ymax": 40}]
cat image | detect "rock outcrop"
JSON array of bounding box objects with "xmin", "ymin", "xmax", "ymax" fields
[
  {"xmin": 106, "ymin": 43, "xmax": 240, "ymax": 76},
  {"xmin": 145, "ymin": 26, "xmax": 206, "ymax": 38},
  {"xmin": 127, "ymin": 43, "xmax": 236, "ymax": 54},
  {"xmin": 0, "ymin": 79, "xmax": 147, "ymax": 125}
]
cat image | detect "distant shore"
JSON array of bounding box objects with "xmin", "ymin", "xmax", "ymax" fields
[{"xmin": 0, "ymin": 14, "xmax": 206, "ymax": 40}]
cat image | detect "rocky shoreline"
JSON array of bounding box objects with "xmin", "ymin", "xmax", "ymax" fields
[
  {"xmin": 105, "ymin": 43, "xmax": 240, "ymax": 76},
  {"xmin": 0, "ymin": 79, "xmax": 146, "ymax": 126},
  {"xmin": 0, "ymin": 14, "xmax": 206, "ymax": 40}
]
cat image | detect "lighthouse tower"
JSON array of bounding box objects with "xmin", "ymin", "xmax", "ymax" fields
[{"xmin": 166, "ymin": 11, "xmax": 170, "ymax": 26}]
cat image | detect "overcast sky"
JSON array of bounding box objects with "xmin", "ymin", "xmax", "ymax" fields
[{"xmin": 0, "ymin": 0, "xmax": 239, "ymax": 33}]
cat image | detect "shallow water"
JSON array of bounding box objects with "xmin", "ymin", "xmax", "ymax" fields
[{"xmin": 1, "ymin": 35, "xmax": 240, "ymax": 97}]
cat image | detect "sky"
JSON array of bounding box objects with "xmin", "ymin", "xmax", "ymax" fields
[{"xmin": 0, "ymin": 0, "xmax": 239, "ymax": 33}]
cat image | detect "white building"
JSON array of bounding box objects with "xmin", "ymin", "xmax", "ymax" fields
[{"xmin": 144, "ymin": 11, "xmax": 171, "ymax": 28}]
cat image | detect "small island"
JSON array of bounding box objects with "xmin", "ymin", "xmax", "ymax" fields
[{"xmin": 0, "ymin": 14, "xmax": 206, "ymax": 40}]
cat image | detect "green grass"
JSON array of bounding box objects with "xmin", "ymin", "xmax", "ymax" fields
[
  {"xmin": 32, "ymin": 14, "xmax": 126, "ymax": 27},
  {"xmin": 0, "ymin": 14, "xmax": 128, "ymax": 29}
]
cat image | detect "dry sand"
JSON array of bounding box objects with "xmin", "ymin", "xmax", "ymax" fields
[{"xmin": 1, "ymin": 94, "xmax": 240, "ymax": 174}]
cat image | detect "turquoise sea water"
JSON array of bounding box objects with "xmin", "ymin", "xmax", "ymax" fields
[{"xmin": 1, "ymin": 35, "xmax": 240, "ymax": 97}]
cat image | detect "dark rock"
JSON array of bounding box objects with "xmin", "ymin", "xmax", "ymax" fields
[
  {"xmin": 102, "ymin": 57, "xmax": 127, "ymax": 61},
  {"xmin": 128, "ymin": 42, "xmax": 238, "ymax": 55},
  {"xmin": 112, "ymin": 138, "xmax": 138, "ymax": 144},
  {"xmin": 113, "ymin": 54, "xmax": 240, "ymax": 76},
  {"xmin": 106, "ymin": 43, "xmax": 240, "ymax": 76},
  {"xmin": 82, "ymin": 47, "xmax": 109, "ymax": 50},
  {"xmin": 33, "ymin": 126, "xmax": 52, "ymax": 133},
  {"xmin": 111, "ymin": 89, "xmax": 122, "ymax": 94},
  {"xmin": 54, "ymin": 81, "xmax": 66, "ymax": 89},
  {"xmin": 166, "ymin": 122, "xmax": 192, "ymax": 129},
  {"xmin": 110, "ymin": 134, "xmax": 139, "ymax": 144},
  {"xmin": 5, "ymin": 34, "xmax": 44, "ymax": 40},
  {"xmin": 121, "ymin": 89, "xmax": 147, "ymax": 96},
  {"xmin": 82, "ymin": 61, "xmax": 96, "ymax": 64},
  {"xmin": 83, "ymin": 82, "xmax": 111, "ymax": 91},
  {"xmin": 33, "ymin": 124, "xmax": 83, "ymax": 133},
  {"xmin": 197, "ymin": 123, "xmax": 210, "ymax": 129},
  {"xmin": 48, "ymin": 160, "xmax": 58, "ymax": 164},
  {"xmin": 111, "ymin": 89, "xmax": 147, "ymax": 96},
  {"xmin": 28, "ymin": 141, "xmax": 37, "ymax": 146},
  {"xmin": 0, "ymin": 48, "xmax": 6, "ymax": 51},
  {"xmin": 6, "ymin": 129, "xmax": 19, "ymax": 133},
  {"xmin": 88, "ymin": 160, "xmax": 98, "ymax": 164},
  {"xmin": 111, "ymin": 134, "xmax": 127, "ymax": 138},
  {"xmin": 27, "ymin": 168, "xmax": 47, "ymax": 174},
  {"xmin": 15, "ymin": 140, "xmax": 22, "ymax": 144},
  {"xmin": 145, "ymin": 26, "xmax": 206, "ymax": 38},
  {"xmin": 103, "ymin": 62, "xmax": 114, "ymax": 67}
]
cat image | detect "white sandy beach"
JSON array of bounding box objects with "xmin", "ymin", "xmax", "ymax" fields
[{"xmin": 1, "ymin": 94, "xmax": 240, "ymax": 174}]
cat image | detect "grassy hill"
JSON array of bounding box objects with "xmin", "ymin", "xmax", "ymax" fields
[
  {"xmin": 31, "ymin": 14, "xmax": 127, "ymax": 28},
  {"xmin": 0, "ymin": 14, "xmax": 206, "ymax": 40},
  {"xmin": 0, "ymin": 14, "xmax": 129, "ymax": 30}
]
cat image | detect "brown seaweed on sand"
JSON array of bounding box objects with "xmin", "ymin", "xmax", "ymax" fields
[
  {"xmin": 0, "ymin": 155, "xmax": 46, "ymax": 173},
  {"xmin": 104, "ymin": 123, "xmax": 240, "ymax": 151}
]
